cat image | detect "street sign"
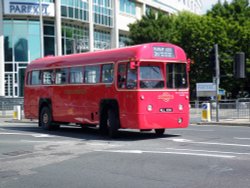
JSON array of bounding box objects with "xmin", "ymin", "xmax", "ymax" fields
[
  {"xmin": 196, "ymin": 83, "xmax": 216, "ymax": 97},
  {"xmin": 219, "ymin": 89, "xmax": 225, "ymax": 96}
]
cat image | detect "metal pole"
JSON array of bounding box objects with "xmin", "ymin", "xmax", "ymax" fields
[
  {"xmin": 39, "ymin": 0, "xmax": 44, "ymax": 57},
  {"xmin": 55, "ymin": 0, "xmax": 62, "ymax": 56},
  {"xmin": 0, "ymin": 0, "xmax": 5, "ymax": 96},
  {"xmin": 89, "ymin": 0, "xmax": 94, "ymax": 51},
  {"xmin": 215, "ymin": 44, "xmax": 220, "ymax": 122}
]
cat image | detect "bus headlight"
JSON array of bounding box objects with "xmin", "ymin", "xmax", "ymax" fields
[
  {"xmin": 147, "ymin": 104, "xmax": 153, "ymax": 112},
  {"xmin": 178, "ymin": 104, "xmax": 183, "ymax": 111}
]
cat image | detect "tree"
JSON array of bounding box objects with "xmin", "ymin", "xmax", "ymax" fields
[
  {"xmin": 208, "ymin": 0, "xmax": 250, "ymax": 97},
  {"xmin": 128, "ymin": 0, "xmax": 250, "ymax": 98},
  {"xmin": 128, "ymin": 10, "xmax": 176, "ymax": 44}
]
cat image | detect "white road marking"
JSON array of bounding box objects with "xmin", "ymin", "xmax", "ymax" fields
[
  {"xmin": 95, "ymin": 149, "xmax": 235, "ymax": 159},
  {"xmin": 177, "ymin": 129, "xmax": 214, "ymax": 132},
  {"xmin": 166, "ymin": 138, "xmax": 250, "ymax": 147},
  {"xmin": 21, "ymin": 140, "xmax": 51, "ymax": 143},
  {"xmin": 234, "ymin": 137, "xmax": 250, "ymax": 140},
  {"xmin": 0, "ymin": 132, "xmax": 55, "ymax": 138},
  {"xmin": 165, "ymin": 148, "xmax": 250, "ymax": 156}
]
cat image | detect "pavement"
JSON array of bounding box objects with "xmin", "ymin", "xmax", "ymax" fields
[{"xmin": 1, "ymin": 110, "xmax": 250, "ymax": 127}]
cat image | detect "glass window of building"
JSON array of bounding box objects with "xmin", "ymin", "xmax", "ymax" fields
[
  {"xmin": 61, "ymin": 0, "xmax": 89, "ymax": 21},
  {"xmin": 3, "ymin": 22, "xmax": 13, "ymax": 62},
  {"xmin": 93, "ymin": 0, "xmax": 113, "ymax": 27},
  {"xmin": 3, "ymin": 20, "xmax": 41, "ymax": 97},
  {"xmin": 44, "ymin": 21, "xmax": 55, "ymax": 56},
  {"xmin": 4, "ymin": 74, "xmax": 13, "ymax": 96},
  {"xmin": 94, "ymin": 29, "xmax": 111, "ymax": 50},
  {"xmin": 119, "ymin": 34, "xmax": 130, "ymax": 47},
  {"xmin": 4, "ymin": 20, "xmax": 41, "ymax": 62},
  {"xmin": 62, "ymin": 24, "xmax": 89, "ymax": 55},
  {"xmin": 120, "ymin": 0, "xmax": 136, "ymax": 16}
]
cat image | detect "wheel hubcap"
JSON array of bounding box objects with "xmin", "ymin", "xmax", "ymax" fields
[{"xmin": 43, "ymin": 113, "xmax": 49, "ymax": 124}]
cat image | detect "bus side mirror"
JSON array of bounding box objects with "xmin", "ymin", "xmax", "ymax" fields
[
  {"xmin": 187, "ymin": 58, "xmax": 191, "ymax": 72},
  {"xmin": 130, "ymin": 61, "xmax": 137, "ymax": 69}
]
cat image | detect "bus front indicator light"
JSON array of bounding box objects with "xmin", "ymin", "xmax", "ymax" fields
[
  {"xmin": 140, "ymin": 95, "xmax": 145, "ymax": 100},
  {"xmin": 147, "ymin": 105, "xmax": 153, "ymax": 112},
  {"xmin": 178, "ymin": 104, "xmax": 183, "ymax": 111},
  {"xmin": 178, "ymin": 118, "xmax": 183, "ymax": 124}
]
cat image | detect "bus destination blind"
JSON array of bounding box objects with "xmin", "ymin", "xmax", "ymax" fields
[{"xmin": 153, "ymin": 47, "xmax": 175, "ymax": 58}]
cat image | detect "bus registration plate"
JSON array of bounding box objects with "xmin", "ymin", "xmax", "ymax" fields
[{"xmin": 160, "ymin": 108, "xmax": 173, "ymax": 112}]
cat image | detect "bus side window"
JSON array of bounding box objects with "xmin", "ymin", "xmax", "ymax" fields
[
  {"xmin": 70, "ymin": 67, "xmax": 83, "ymax": 84},
  {"xmin": 26, "ymin": 71, "xmax": 31, "ymax": 85},
  {"xmin": 102, "ymin": 64, "xmax": 114, "ymax": 83},
  {"xmin": 56, "ymin": 68, "xmax": 68, "ymax": 84},
  {"xmin": 117, "ymin": 64, "xmax": 126, "ymax": 88},
  {"xmin": 84, "ymin": 65, "xmax": 100, "ymax": 83},
  {"xmin": 31, "ymin": 70, "xmax": 42, "ymax": 85},
  {"xmin": 126, "ymin": 63, "xmax": 137, "ymax": 89},
  {"xmin": 43, "ymin": 70, "xmax": 54, "ymax": 85}
]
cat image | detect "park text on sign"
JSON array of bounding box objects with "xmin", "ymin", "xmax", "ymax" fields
[{"xmin": 4, "ymin": 0, "xmax": 55, "ymax": 17}]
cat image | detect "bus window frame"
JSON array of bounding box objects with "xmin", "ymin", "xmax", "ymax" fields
[
  {"xmin": 26, "ymin": 71, "xmax": 31, "ymax": 85},
  {"xmin": 139, "ymin": 61, "xmax": 165, "ymax": 89},
  {"xmin": 126, "ymin": 62, "xmax": 138, "ymax": 89},
  {"xmin": 42, "ymin": 69, "xmax": 55, "ymax": 85},
  {"xmin": 55, "ymin": 68, "xmax": 69, "ymax": 85},
  {"xmin": 30, "ymin": 70, "xmax": 42, "ymax": 85},
  {"xmin": 117, "ymin": 62, "xmax": 127, "ymax": 89},
  {"xmin": 69, "ymin": 66, "xmax": 84, "ymax": 84},
  {"xmin": 84, "ymin": 65, "xmax": 101, "ymax": 84},
  {"xmin": 101, "ymin": 63, "xmax": 114, "ymax": 84},
  {"xmin": 166, "ymin": 62, "xmax": 188, "ymax": 89}
]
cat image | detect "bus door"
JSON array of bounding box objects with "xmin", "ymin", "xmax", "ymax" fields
[{"xmin": 117, "ymin": 62, "xmax": 138, "ymax": 128}]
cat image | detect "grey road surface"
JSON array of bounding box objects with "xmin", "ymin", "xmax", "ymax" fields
[{"xmin": 0, "ymin": 120, "xmax": 250, "ymax": 188}]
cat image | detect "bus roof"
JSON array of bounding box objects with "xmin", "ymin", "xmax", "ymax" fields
[{"xmin": 27, "ymin": 42, "xmax": 187, "ymax": 70}]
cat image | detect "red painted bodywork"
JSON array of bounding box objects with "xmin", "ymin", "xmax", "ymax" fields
[{"xmin": 24, "ymin": 43, "xmax": 190, "ymax": 130}]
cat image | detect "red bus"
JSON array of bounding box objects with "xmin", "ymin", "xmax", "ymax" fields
[{"xmin": 24, "ymin": 42, "xmax": 190, "ymax": 137}]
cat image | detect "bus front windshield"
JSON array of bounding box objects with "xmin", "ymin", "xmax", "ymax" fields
[
  {"xmin": 167, "ymin": 63, "xmax": 187, "ymax": 89},
  {"xmin": 139, "ymin": 64, "xmax": 164, "ymax": 89}
]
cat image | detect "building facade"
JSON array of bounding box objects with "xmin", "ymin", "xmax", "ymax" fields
[{"xmin": 0, "ymin": 0, "xmax": 202, "ymax": 97}]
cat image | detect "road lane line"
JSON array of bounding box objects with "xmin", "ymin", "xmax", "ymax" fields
[
  {"xmin": 0, "ymin": 132, "xmax": 55, "ymax": 138},
  {"xmin": 176, "ymin": 129, "xmax": 214, "ymax": 132},
  {"xmin": 234, "ymin": 137, "xmax": 250, "ymax": 140},
  {"xmin": 165, "ymin": 138, "xmax": 250, "ymax": 147},
  {"xmin": 95, "ymin": 149, "xmax": 235, "ymax": 159},
  {"xmin": 164, "ymin": 148, "xmax": 250, "ymax": 156}
]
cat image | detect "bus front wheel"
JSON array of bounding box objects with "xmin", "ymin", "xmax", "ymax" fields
[
  {"xmin": 39, "ymin": 106, "xmax": 53, "ymax": 130},
  {"xmin": 107, "ymin": 109, "xmax": 119, "ymax": 138},
  {"xmin": 154, "ymin": 129, "xmax": 165, "ymax": 136}
]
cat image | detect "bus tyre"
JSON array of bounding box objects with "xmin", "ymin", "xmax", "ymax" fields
[
  {"xmin": 154, "ymin": 129, "xmax": 165, "ymax": 136},
  {"xmin": 39, "ymin": 106, "xmax": 53, "ymax": 130},
  {"xmin": 100, "ymin": 111, "xmax": 108, "ymax": 134},
  {"xmin": 107, "ymin": 109, "xmax": 119, "ymax": 138}
]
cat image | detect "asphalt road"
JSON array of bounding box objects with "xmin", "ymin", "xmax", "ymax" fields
[{"xmin": 0, "ymin": 119, "xmax": 250, "ymax": 188}]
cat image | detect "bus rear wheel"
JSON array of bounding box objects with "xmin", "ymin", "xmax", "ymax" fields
[
  {"xmin": 154, "ymin": 129, "xmax": 165, "ymax": 136},
  {"xmin": 39, "ymin": 106, "xmax": 53, "ymax": 130}
]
